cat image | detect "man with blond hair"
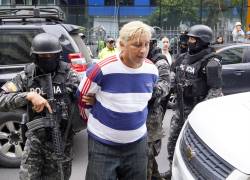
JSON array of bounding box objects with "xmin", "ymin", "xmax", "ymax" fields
[{"xmin": 78, "ymin": 21, "xmax": 158, "ymax": 180}]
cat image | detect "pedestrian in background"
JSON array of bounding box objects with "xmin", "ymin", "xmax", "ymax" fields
[
  {"xmin": 0, "ymin": 33, "xmax": 81, "ymax": 180},
  {"xmin": 98, "ymin": 37, "xmax": 118, "ymax": 60},
  {"xmin": 78, "ymin": 21, "xmax": 158, "ymax": 180},
  {"xmin": 212, "ymin": 36, "xmax": 224, "ymax": 45},
  {"xmin": 232, "ymin": 21, "xmax": 245, "ymax": 43},
  {"xmin": 161, "ymin": 36, "xmax": 172, "ymax": 66}
]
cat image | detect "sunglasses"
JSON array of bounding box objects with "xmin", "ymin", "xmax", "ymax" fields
[{"xmin": 108, "ymin": 41, "xmax": 115, "ymax": 44}]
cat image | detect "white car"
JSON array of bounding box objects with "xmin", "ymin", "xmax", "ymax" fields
[{"xmin": 172, "ymin": 92, "xmax": 250, "ymax": 180}]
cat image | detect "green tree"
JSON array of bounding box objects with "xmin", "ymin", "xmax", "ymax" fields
[
  {"xmin": 202, "ymin": 0, "xmax": 244, "ymax": 27},
  {"xmin": 148, "ymin": 0, "xmax": 244, "ymax": 28},
  {"xmin": 148, "ymin": 0, "xmax": 200, "ymax": 28}
]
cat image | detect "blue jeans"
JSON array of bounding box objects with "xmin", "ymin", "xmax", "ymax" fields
[{"xmin": 85, "ymin": 136, "xmax": 148, "ymax": 180}]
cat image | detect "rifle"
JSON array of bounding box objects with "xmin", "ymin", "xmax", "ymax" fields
[{"xmin": 41, "ymin": 74, "xmax": 65, "ymax": 180}]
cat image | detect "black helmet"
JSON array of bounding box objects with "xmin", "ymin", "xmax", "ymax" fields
[
  {"xmin": 151, "ymin": 26, "xmax": 162, "ymax": 40},
  {"xmin": 149, "ymin": 27, "xmax": 157, "ymax": 41},
  {"xmin": 148, "ymin": 27, "xmax": 157, "ymax": 54},
  {"xmin": 187, "ymin": 24, "xmax": 213, "ymax": 44},
  {"xmin": 30, "ymin": 33, "xmax": 62, "ymax": 55}
]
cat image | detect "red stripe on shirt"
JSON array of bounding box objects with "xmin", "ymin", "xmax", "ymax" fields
[
  {"xmin": 78, "ymin": 56, "xmax": 118, "ymax": 120},
  {"xmin": 80, "ymin": 56, "xmax": 117, "ymax": 95}
]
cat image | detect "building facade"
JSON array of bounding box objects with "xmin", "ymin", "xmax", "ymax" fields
[{"xmin": 87, "ymin": 0, "xmax": 156, "ymax": 37}]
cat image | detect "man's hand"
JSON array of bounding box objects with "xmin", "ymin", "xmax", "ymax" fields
[
  {"xmin": 82, "ymin": 93, "xmax": 96, "ymax": 105},
  {"xmin": 26, "ymin": 92, "xmax": 52, "ymax": 113}
]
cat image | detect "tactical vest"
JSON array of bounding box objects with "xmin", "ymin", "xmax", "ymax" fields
[
  {"xmin": 177, "ymin": 50, "xmax": 216, "ymax": 99},
  {"xmin": 24, "ymin": 62, "xmax": 84, "ymax": 133}
]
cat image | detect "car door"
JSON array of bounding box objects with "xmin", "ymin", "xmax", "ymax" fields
[{"xmin": 217, "ymin": 46, "xmax": 250, "ymax": 94}]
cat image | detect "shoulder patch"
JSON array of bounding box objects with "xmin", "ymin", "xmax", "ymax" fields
[{"xmin": 1, "ymin": 82, "xmax": 18, "ymax": 92}]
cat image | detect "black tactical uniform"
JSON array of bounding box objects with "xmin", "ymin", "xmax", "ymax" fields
[
  {"xmin": 146, "ymin": 37, "xmax": 171, "ymax": 180},
  {"xmin": 0, "ymin": 33, "xmax": 81, "ymax": 180},
  {"xmin": 165, "ymin": 25, "xmax": 223, "ymax": 179}
]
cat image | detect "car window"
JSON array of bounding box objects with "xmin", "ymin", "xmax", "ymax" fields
[
  {"xmin": 217, "ymin": 47, "xmax": 244, "ymax": 65},
  {"xmin": 0, "ymin": 29, "xmax": 40, "ymax": 65},
  {"xmin": 70, "ymin": 34, "xmax": 92, "ymax": 62},
  {"xmin": 242, "ymin": 47, "xmax": 250, "ymax": 63},
  {"xmin": 43, "ymin": 25, "xmax": 79, "ymax": 62}
]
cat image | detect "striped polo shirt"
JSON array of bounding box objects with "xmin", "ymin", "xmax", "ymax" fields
[{"xmin": 77, "ymin": 54, "xmax": 158, "ymax": 145}]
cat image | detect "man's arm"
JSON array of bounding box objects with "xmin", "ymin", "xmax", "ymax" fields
[
  {"xmin": 0, "ymin": 72, "xmax": 28, "ymax": 111},
  {"xmin": 77, "ymin": 64, "xmax": 102, "ymax": 120},
  {"xmin": 0, "ymin": 72, "xmax": 52, "ymax": 113},
  {"xmin": 152, "ymin": 59, "xmax": 171, "ymax": 99}
]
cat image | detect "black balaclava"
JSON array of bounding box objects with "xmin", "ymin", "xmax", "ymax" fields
[
  {"xmin": 179, "ymin": 33, "xmax": 189, "ymax": 54},
  {"xmin": 34, "ymin": 54, "xmax": 59, "ymax": 74},
  {"xmin": 188, "ymin": 37, "xmax": 209, "ymax": 55}
]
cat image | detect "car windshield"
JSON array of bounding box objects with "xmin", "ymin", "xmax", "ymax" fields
[{"xmin": 0, "ymin": 29, "xmax": 39, "ymax": 65}]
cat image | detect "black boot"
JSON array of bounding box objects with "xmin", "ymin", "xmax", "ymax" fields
[{"xmin": 160, "ymin": 170, "xmax": 171, "ymax": 180}]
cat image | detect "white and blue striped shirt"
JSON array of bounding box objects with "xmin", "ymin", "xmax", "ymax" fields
[{"xmin": 77, "ymin": 54, "xmax": 158, "ymax": 145}]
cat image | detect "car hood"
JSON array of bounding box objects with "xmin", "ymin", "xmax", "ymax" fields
[{"xmin": 188, "ymin": 92, "xmax": 250, "ymax": 174}]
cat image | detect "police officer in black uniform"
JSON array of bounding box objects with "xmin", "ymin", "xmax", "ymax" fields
[
  {"xmin": 162, "ymin": 24, "xmax": 223, "ymax": 179},
  {"xmin": 0, "ymin": 33, "xmax": 82, "ymax": 180}
]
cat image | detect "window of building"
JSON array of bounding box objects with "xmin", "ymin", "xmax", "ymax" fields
[
  {"xmin": 150, "ymin": 0, "xmax": 158, "ymax": 6},
  {"xmin": 105, "ymin": 0, "xmax": 134, "ymax": 6}
]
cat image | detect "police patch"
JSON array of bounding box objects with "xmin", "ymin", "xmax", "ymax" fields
[{"xmin": 1, "ymin": 82, "xmax": 18, "ymax": 92}]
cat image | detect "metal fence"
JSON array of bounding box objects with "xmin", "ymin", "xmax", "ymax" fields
[
  {"xmin": 55, "ymin": 4, "xmax": 244, "ymax": 58},
  {"xmin": 85, "ymin": 26, "xmax": 234, "ymax": 58}
]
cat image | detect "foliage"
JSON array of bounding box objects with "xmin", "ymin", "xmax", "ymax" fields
[
  {"xmin": 148, "ymin": 0, "xmax": 200, "ymax": 28},
  {"xmin": 202, "ymin": 0, "xmax": 244, "ymax": 26},
  {"xmin": 148, "ymin": 0, "xmax": 244, "ymax": 28}
]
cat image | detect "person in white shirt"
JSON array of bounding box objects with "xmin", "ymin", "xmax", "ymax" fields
[
  {"xmin": 232, "ymin": 22, "xmax": 245, "ymax": 43},
  {"xmin": 161, "ymin": 36, "xmax": 172, "ymax": 65}
]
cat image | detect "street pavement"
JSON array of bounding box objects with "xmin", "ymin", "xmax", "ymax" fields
[{"xmin": 0, "ymin": 110, "xmax": 174, "ymax": 180}]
